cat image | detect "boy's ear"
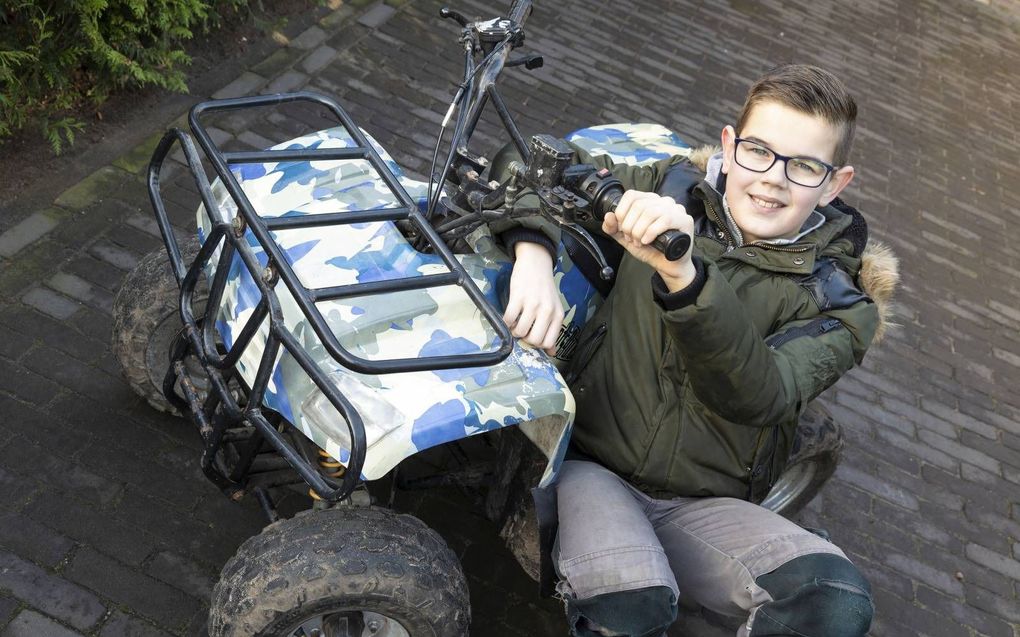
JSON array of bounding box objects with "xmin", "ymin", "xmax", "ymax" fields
[
  {"xmin": 818, "ymin": 165, "xmax": 854, "ymax": 207},
  {"xmin": 720, "ymin": 125, "xmax": 736, "ymax": 174}
]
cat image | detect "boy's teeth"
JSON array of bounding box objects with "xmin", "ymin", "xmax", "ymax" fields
[{"xmin": 752, "ymin": 196, "xmax": 781, "ymax": 209}]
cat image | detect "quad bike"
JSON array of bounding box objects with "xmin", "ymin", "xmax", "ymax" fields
[{"xmin": 112, "ymin": 1, "xmax": 842, "ymax": 634}]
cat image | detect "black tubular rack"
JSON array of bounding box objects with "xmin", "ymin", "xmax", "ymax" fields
[{"xmin": 147, "ymin": 92, "xmax": 514, "ymax": 503}]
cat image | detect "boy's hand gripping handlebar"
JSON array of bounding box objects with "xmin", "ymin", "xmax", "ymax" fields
[
  {"xmin": 564, "ymin": 166, "xmax": 692, "ymax": 261},
  {"xmin": 506, "ymin": 135, "xmax": 692, "ymax": 274}
]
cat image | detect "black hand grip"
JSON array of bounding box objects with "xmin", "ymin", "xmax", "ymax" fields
[
  {"xmin": 439, "ymin": 7, "xmax": 469, "ymax": 26},
  {"xmin": 507, "ymin": 54, "xmax": 543, "ymax": 69},
  {"xmin": 601, "ymin": 190, "xmax": 692, "ymax": 262},
  {"xmin": 651, "ymin": 229, "xmax": 692, "ymax": 261}
]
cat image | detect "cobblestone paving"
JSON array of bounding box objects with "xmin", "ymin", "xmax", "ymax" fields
[{"xmin": 0, "ymin": 0, "xmax": 1019, "ymax": 635}]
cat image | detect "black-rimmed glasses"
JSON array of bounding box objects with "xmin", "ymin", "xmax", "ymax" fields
[{"xmin": 733, "ymin": 138, "xmax": 836, "ymax": 188}]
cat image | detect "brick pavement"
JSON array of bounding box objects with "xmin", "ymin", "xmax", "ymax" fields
[{"xmin": 1, "ymin": 0, "xmax": 1019, "ymax": 635}]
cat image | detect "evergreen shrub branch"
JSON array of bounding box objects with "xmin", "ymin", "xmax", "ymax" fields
[{"xmin": 0, "ymin": 0, "xmax": 250, "ymax": 153}]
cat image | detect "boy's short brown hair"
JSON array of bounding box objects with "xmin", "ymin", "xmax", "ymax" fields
[{"xmin": 736, "ymin": 64, "xmax": 857, "ymax": 166}]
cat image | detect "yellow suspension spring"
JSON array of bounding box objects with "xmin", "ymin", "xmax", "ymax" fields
[{"xmin": 308, "ymin": 449, "xmax": 346, "ymax": 501}]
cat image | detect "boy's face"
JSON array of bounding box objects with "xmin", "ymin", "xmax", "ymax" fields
[{"xmin": 720, "ymin": 100, "xmax": 854, "ymax": 244}]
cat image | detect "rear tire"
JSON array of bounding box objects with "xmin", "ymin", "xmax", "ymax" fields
[
  {"xmin": 209, "ymin": 507, "xmax": 470, "ymax": 637},
  {"xmin": 759, "ymin": 402, "xmax": 843, "ymax": 517},
  {"xmin": 111, "ymin": 237, "xmax": 206, "ymax": 414}
]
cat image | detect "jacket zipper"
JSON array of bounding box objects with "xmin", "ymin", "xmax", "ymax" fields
[
  {"xmin": 767, "ymin": 424, "xmax": 780, "ymax": 490},
  {"xmin": 703, "ymin": 198, "xmax": 736, "ymax": 249},
  {"xmin": 747, "ymin": 426, "xmax": 770, "ymax": 500},
  {"xmin": 765, "ymin": 317, "xmax": 843, "ymax": 350},
  {"xmin": 746, "ymin": 241, "xmax": 813, "ymax": 254}
]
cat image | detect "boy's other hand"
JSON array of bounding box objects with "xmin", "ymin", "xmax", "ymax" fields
[
  {"xmin": 503, "ymin": 241, "xmax": 565, "ymax": 355},
  {"xmin": 603, "ymin": 191, "xmax": 697, "ymax": 292}
]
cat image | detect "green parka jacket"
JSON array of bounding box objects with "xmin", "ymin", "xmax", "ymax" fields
[{"xmin": 531, "ymin": 147, "xmax": 886, "ymax": 501}]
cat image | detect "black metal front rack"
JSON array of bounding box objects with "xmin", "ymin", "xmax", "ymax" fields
[{"xmin": 147, "ymin": 91, "xmax": 514, "ymax": 504}]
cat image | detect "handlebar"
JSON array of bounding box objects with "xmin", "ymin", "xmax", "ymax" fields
[
  {"xmin": 430, "ymin": 3, "xmax": 689, "ymax": 274},
  {"xmin": 508, "ymin": 138, "xmax": 693, "ymax": 263},
  {"xmin": 508, "ymin": 0, "xmax": 532, "ymax": 24},
  {"xmin": 427, "ymin": 1, "xmax": 537, "ymax": 220}
]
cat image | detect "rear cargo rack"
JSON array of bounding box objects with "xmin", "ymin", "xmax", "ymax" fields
[{"xmin": 146, "ymin": 92, "xmax": 514, "ymax": 503}]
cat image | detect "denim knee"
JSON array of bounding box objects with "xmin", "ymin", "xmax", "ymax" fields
[
  {"xmin": 566, "ymin": 585, "xmax": 677, "ymax": 637},
  {"xmin": 751, "ymin": 553, "xmax": 873, "ymax": 637}
]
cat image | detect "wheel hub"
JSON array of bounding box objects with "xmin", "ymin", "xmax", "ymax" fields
[
  {"xmin": 145, "ymin": 310, "xmax": 211, "ymax": 402},
  {"xmin": 286, "ymin": 611, "xmax": 410, "ymax": 637}
]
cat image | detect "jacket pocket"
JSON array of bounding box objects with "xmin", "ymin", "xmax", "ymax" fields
[
  {"xmin": 631, "ymin": 342, "xmax": 685, "ymax": 481},
  {"xmin": 564, "ymin": 322, "xmax": 607, "ymax": 385},
  {"xmin": 765, "ymin": 317, "xmax": 843, "ymax": 350},
  {"xmin": 747, "ymin": 425, "xmax": 780, "ymax": 503},
  {"xmin": 650, "ymin": 385, "xmax": 755, "ymax": 499}
]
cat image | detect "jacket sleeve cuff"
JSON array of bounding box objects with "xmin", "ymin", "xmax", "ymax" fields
[
  {"xmin": 500, "ymin": 228, "xmax": 558, "ymax": 262},
  {"xmin": 652, "ymin": 257, "xmax": 706, "ymax": 311}
]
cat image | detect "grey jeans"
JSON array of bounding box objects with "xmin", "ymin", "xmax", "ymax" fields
[{"xmin": 554, "ymin": 460, "xmax": 850, "ymax": 636}]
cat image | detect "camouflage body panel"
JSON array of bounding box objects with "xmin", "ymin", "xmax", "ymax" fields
[
  {"xmin": 193, "ymin": 123, "xmax": 688, "ymax": 486},
  {"xmin": 566, "ymin": 123, "xmax": 691, "ymax": 165}
]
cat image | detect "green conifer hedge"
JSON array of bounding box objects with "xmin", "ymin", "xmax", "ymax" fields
[{"xmin": 0, "ymin": 1, "xmax": 244, "ymax": 153}]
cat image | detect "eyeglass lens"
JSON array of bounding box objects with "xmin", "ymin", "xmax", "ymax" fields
[{"xmin": 735, "ymin": 140, "xmax": 828, "ymax": 187}]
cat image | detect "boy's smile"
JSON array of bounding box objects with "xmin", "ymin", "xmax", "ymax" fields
[{"xmin": 720, "ymin": 101, "xmax": 854, "ymax": 244}]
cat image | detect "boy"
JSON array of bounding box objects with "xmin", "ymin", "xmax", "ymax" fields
[{"xmin": 501, "ymin": 65, "xmax": 892, "ymax": 636}]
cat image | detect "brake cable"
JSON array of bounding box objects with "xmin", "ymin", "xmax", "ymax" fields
[{"xmin": 424, "ymin": 34, "xmax": 514, "ymax": 222}]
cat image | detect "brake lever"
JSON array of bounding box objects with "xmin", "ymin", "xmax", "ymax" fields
[
  {"xmin": 439, "ymin": 7, "xmax": 470, "ymax": 26},
  {"xmin": 559, "ymin": 223, "xmax": 614, "ymax": 281},
  {"xmin": 507, "ymin": 54, "xmax": 544, "ymax": 69},
  {"xmin": 522, "ymin": 185, "xmax": 614, "ymax": 282}
]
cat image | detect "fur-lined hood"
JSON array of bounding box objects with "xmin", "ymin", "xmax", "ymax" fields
[{"xmin": 688, "ymin": 145, "xmax": 899, "ymax": 342}]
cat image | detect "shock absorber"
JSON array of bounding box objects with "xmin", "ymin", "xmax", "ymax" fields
[{"xmin": 309, "ymin": 448, "xmax": 346, "ymax": 502}]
